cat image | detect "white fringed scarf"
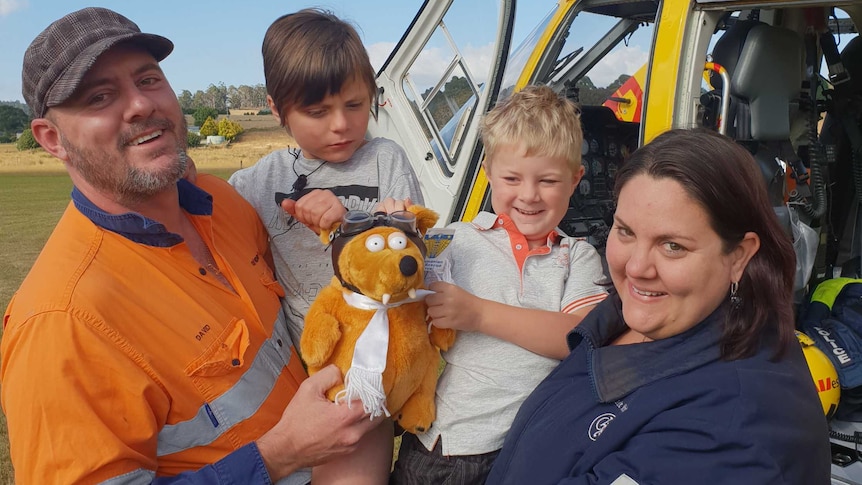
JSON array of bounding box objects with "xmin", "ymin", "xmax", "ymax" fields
[{"xmin": 336, "ymin": 289, "xmax": 433, "ymax": 418}]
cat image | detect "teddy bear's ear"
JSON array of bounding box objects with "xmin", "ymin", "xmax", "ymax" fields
[
  {"xmin": 319, "ymin": 224, "xmax": 339, "ymax": 246},
  {"xmin": 407, "ymin": 205, "xmax": 439, "ymax": 234}
]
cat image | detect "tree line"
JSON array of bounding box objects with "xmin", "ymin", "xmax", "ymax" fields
[
  {"xmin": 0, "ymin": 83, "xmax": 270, "ymax": 148},
  {"xmin": 178, "ymin": 83, "xmax": 269, "ymax": 114},
  {"xmin": 179, "ymin": 74, "xmax": 630, "ymax": 117},
  {"xmin": 2, "ymin": 75, "xmax": 629, "ymax": 149}
]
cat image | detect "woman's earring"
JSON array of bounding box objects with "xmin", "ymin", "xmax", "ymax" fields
[{"xmin": 730, "ymin": 281, "xmax": 741, "ymax": 309}]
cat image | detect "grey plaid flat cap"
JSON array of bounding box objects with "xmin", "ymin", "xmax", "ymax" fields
[{"xmin": 22, "ymin": 7, "xmax": 173, "ymax": 118}]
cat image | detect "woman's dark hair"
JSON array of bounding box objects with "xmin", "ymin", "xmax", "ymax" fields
[
  {"xmin": 261, "ymin": 9, "xmax": 377, "ymax": 129},
  {"xmin": 613, "ymin": 129, "xmax": 796, "ymax": 360}
]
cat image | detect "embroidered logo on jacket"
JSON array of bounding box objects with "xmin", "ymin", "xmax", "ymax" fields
[{"xmin": 588, "ymin": 412, "xmax": 616, "ymax": 441}]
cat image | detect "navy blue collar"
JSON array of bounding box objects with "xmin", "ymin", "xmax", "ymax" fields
[
  {"xmin": 71, "ymin": 179, "xmax": 213, "ymax": 247},
  {"xmin": 567, "ymin": 292, "xmax": 725, "ymax": 403}
]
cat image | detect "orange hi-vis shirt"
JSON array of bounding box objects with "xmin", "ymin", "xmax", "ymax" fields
[{"xmin": 1, "ymin": 175, "xmax": 308, "ymax": 483}]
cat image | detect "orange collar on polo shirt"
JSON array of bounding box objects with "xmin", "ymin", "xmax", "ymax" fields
[{"xmin": 487, "ymin": 213, "xmax": 561, "ymax": 274}]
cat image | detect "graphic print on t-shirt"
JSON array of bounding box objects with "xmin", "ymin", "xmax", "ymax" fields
[{"xmin": 268, "ymin": 184, "xmax": 380, "ymax": 235}]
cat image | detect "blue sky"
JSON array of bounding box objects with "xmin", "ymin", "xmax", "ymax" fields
[{"xmin": 0, "ymin": 0, "xmax": 551, "ymax": 103}]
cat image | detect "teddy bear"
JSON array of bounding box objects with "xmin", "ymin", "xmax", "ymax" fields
[{"xmin": 300, "ymin": 205, "xmax": 456, "ymax": 434}]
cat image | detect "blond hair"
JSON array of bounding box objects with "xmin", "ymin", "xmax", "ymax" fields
[{"xmin": 481, "ymin": 85, "xmax": 583, "ymax": 171}]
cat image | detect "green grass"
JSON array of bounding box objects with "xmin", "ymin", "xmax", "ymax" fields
[
  {"xmin": 0, "ymin": 168, "xmax": 238, "ymax": 481},
  {"xmin": 0, "ymin": 169, "xmax": 238, "ymax": 310},
  {"xmin": 0, "ymin": 172, "xmax": 73, "ymax": 484},
  {"xmin": 0, "ymin": 173, "xmax": 74, "ymax": 312}
]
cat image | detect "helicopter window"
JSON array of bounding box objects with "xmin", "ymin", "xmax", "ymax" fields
[
  {"xmin": 495, "ymin": 7, "xmax": 558, "ymax": 104},
  {"xmin": 699, "ymin": 8, "xmax": 858, "ymax": 136},
  {"xmin": 545, "ymin": 11, "xmax": 653, "ymax": 114},
  {"xmin": 399, "ymin": 0, "xmax": 500, "ymax": 178},
  {"xmin": 697, "ymin": 4, "xmax": 861, "ymax": 284},
  {"xmin": 538, "ymin": 7, "xmax": 655, "ymax": 250}
]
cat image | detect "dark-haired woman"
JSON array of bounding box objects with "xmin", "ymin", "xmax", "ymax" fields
[{"xmin": 486, "ymin": 129, "xmax": 830, "ymax": 484}]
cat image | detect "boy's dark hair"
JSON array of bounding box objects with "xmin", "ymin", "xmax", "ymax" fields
[{"xmin": 262, "ymin": 8, "xmax": 377, "ymax": 129}]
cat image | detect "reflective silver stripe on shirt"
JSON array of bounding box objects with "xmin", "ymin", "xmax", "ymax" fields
[
  {"xmin": 157, "ymin": 317, "xmax": 294, "ymax": 457},
  {"xmin": 99, "ymin": 468, "xmax": 155, "ymax": 485}
]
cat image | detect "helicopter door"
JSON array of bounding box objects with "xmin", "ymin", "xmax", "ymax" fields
[{"xmin": 368, "ymin": 0, "xmax": 516, "ymax": 224}]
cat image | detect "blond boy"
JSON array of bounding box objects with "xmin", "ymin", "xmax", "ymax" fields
[{"xmin": 391, "ymin": 85, "xmax": 608, "ymax": 484}]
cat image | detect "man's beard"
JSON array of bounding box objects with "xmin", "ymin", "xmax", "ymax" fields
[{"xmin": 62, "ymin": 119, "xmax": 188, "ymax": 207}]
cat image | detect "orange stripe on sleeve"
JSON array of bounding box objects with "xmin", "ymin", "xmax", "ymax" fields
[{"xmin": 562, "ymin": 293, "xmax": 608, "ymax": 314}]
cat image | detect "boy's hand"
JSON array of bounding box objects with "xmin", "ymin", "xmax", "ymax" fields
[
  {"xmin": 426, "ymin": 281, "xmax": 482, "ymax": 332},
  {"xmin": 281, "ymin": 189, "xmax": 346, "ymax": 235},
  {"xmin": 373, "ymin": 197, "xmax": 413, "ymax": 214},
  {"xmin": 256, "ymin": 365, "xmax": 379, "ymax": 480}
]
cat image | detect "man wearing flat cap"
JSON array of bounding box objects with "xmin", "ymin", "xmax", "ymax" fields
[{"xmin": 1, "ymin": 7, "xmax": 378, "ymax": 483}]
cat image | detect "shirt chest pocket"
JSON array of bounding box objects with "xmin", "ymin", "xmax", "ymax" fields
[
  {"xmin": 183, "ymin": 315, "xmax": 294, "ymax": 384},
  {"xmin": 159, "ymin": 318, "xmax": 284, "ymax": 457},
  {"xmin": 185, "ymin": 318, "xmax": 250, "ymax": 378}
]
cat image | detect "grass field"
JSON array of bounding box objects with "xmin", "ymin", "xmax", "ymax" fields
[
  {"xmin": 0, "ymin": 172, "xmax": 74, "ymax": 485},
  {"xmin": 0, "ymin": 118, "xmax": 285, "ymax": 481}
]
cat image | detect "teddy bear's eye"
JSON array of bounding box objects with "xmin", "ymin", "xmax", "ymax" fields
[
  {"xmin": 365, "ymin": 234, "xmax": 385, "ymax": 252},
  {"xmin": 388, "ymin": 232, "xmax": 408, "ymax": 250}
]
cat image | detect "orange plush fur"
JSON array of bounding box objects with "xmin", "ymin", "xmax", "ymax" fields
[{"xmin": 301, "ymin": 205, "xmax": 456, "ymax": 433}]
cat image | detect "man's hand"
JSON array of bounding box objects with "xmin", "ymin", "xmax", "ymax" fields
[
  {"xmin": 256, "ymin": 365, "xmax": 379, "ymax": 480},
  {"xmin": 373, "ymin": 197, "xmax": 413, "ymax": 214},
  {"xmin": 426, "ymin": 281, "xmax": 484, "ymax": 332},
  {"xmin": 280, "ymin": 189, "xmax": 346, "ymax": 235}
]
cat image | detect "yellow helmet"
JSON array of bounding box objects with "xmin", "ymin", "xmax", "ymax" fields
[{"xmin": 797, "ymin": 331, "xmax": 840, "ymax": 419}]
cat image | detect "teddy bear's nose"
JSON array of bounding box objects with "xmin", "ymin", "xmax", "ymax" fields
[{"xmin": 399, "ymin": 255, "xmax": 418, "ymax": 277}]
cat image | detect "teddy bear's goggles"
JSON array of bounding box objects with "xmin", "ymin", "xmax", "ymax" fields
[
  {"xmin": 332, "ymin": 210, "xmax": 427, "ymax": 258},
  {"xmin": 330, "ymin": 210, "xmax": 428, "ymax": 296},
  {"xmin": 339, "ymin": 210, "xmax": 418, "ymax": 237}
]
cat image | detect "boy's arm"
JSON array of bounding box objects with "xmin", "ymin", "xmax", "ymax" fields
[
  {"xmin": 426, "ymin": 281, "xmax": 600, "ymax": 359},
  {"xmin": 426, "ymin": 238, "xmax": 607, "ymax": 359}
]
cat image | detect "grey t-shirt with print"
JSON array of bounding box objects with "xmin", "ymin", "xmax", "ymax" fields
[{"xmin": 229, "ymin": 137, "xmax": 424, "ymax": 349}]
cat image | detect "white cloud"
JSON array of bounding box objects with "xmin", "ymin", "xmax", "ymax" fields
[
  {"xmin": 372, "ymin": 41, "xmax": 495, "ymax": 94},
  {"xmin": 0, "ymin": 0, "xmax": 27, "ymax": 17},
  {"xmin": 587, "ymin": 45, "xmax": 649, "ymax": 88},
  {"xmin": 368, "ymin": 41, "xmax": 397, "ymax": 72},
  {"xmin": 409, "ymin": 46, "xmax": 453, "ymax": 90},
  {"xmin": 461, "ymin": 43, "xmax": 495, "ymax": 85}
]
